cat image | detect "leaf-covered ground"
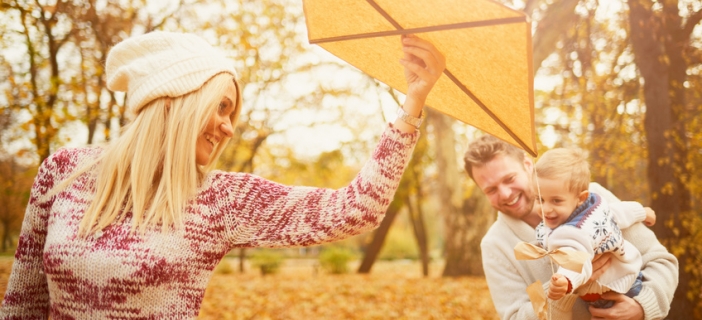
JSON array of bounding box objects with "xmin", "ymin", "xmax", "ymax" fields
[{"xmin": 0, "ymin": 257, "xmax": 498, "ymax": 319}]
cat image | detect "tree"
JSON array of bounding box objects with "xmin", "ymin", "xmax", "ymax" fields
[
  {"xmin": 69, "ymin": 0, "xmax": 163, "ymax": 142},
  {"xmin": 627, "ymin": 0, "xmax": 700, "ymax": 316},
  {"xmin": 0, "ymin": 158, "xmax": 34, "ymax": 251},
  {"xmin": 428, "ymin": 109, "xmax": 496, "ymax": 277},
  {"xmin": 357, "ymin": 120, "xmax": 431, "ymax": 275},
  {"xmin": 2, "ymin": 0, "xmax": 75, "ymax": 163},
  {"xmin": 531, "ymin": 0, "xmax": 581, "ymax": 70},
  {"xmin": 0, "ymin": 105, "xmax": 34, "ymax": 252},
  {"xmin": 1, "ymin": 0, "xmax": 180, "ymax": 162},
  {"xmin": 525, "ymin": 0, "xmax": 701, "ymax": 315}
]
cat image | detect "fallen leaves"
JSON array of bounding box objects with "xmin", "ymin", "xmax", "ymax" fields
[{"xmin": 199, "ymin": 259, "xmax": 498, "ymax": 319}]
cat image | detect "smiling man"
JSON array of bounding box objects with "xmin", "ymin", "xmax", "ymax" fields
[{"xmin": 463, "ymin": 134, "xmax": 678, "ymax": 320}]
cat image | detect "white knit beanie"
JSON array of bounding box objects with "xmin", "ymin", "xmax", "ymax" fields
[{"xmin": 106, "ymin": 31, "xmax": 237, "ymax": 116}]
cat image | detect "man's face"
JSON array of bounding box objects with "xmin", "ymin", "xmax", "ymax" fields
[{"xmin": 472, "ymin": 154, "xmax": 536, "ymax": 221}]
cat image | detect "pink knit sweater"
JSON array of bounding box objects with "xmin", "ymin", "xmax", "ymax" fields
[{"xmin": 0, "ymin": 125, "xmax": 417, "ymax": 319}]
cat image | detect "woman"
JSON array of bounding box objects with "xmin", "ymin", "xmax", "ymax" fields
[{"xmin": 0, "ymin": 31, "xmax": 445, "ymax": 318}]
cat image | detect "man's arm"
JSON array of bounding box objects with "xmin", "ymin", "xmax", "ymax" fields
[
  {"xmin": 607, "ymin": 200, "xmax": 646, "ymax": 229},
  {"xmin": 482, "ymin": 236, "xmax": 579, "ymax": 320},
  {"xmin": 589, "ymin": 182, "xmax": 678, "ymax": 319},
  {"xmin": 624, "ymin": 222, "xmax": 678, "ymax": 319}
]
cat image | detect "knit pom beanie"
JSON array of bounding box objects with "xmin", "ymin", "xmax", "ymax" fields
[{"xmin": 106, "ymin": 31, "xmax": 237, "ymax": 116}]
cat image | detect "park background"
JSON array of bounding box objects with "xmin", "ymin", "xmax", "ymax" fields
[{"xmin": 0, "ymin": 0, "xmax": 700, "ymax": 318}]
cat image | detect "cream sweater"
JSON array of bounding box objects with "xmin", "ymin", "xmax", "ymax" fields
[
  {"xmin": 481, "ymin": 183, "xmax": 678, "ymax": 320},
  {"xmin": 0, "ymin": 125, "xmax": 418, "ymax": 319}
]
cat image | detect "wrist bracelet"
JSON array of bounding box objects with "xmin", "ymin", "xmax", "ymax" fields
[{"xmin": 396, "ymin": 106, "xmax": 425, "ymax": 129}]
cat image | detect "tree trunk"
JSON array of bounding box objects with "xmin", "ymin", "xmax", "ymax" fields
[
  {"xmin": 239, "ymin": 248, "xmax": 246, "ymax": 273},
  {"xmin": 406, "ymin": 194, "xmax": 429, "ymax": 277},
  {"xmin": 426, "ymin": 110, "xmax": 463, "ymax": 276},
  {"xmin": 660, "ymin": 1, "xmax": 691, "ymax": 214},
  {"xmin": 443, "ymin": 185, "xmax": 496, "ymax": 277},
  {"xmin": 357, "ymin": 118, "xmax": 428, "ymax": 274},
  {"xmin": 357, "ymin": 199, "xmax": 402, "ymax": 273},
  {"xmin": 1, "ymin": 222, "xmax": 9, "ymax": 252},
  {"xmin": 627, "ymin": 0, "xmax": 693, "ymax": 316}
]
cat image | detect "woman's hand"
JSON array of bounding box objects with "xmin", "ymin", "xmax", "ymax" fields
[
  {"xmin": 394, "ymin": 34, "xmax": 446, "ymax": 133},
  {"xmin": 401, "ymin": 34, "xmax": 445, "ymax": 106}
]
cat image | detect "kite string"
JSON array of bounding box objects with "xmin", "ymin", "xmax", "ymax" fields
[{"xmin": 533, "ymin": 166, "xmax": 556, "ymax": 320}]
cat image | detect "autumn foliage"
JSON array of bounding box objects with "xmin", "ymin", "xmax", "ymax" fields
[{"xmin": 1, "ymin": 0, "xmax": 701, "ymax": 318}]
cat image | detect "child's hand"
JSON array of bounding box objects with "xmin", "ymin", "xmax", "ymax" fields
[
  {"xmin": 644, "ymin": 207, "xmax": 656, "ymax": 226},
  {"xmin": 547, "ymin": 274, "xmax": 570, "ymax": 300}
]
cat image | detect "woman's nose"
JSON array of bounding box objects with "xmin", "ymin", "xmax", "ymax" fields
[{"xmin": 220, "ymin": 120, "xmax": 234, "ymax": 137}]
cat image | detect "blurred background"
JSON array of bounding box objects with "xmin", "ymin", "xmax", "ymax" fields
[{"xmin": 0, "ymin": 0, "xmax": 700, "ymax": 318}]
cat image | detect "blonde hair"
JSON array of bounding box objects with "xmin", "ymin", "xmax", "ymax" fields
[
  {"xmin": 52, "ymin": 73, "xmax": 241, "ymax": 235},
  {"xmin": 534, "ymin": 147, "xmax": 590, "ymax": 194},
  {"xmin": 464, "ymin": 134, "xmax": 526, "ymax": 180}
]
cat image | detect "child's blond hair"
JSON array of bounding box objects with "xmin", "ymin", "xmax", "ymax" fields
[{"xmin": 534, "ymin": 147, "xmax": 590, "ymax": 194}]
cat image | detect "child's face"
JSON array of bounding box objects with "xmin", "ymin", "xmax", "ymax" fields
[{"xmin": 534, "ymin": 177, "xmax": 587, "ymax": 229}]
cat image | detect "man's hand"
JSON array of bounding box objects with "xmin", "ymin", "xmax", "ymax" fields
[
  {"xmin": 589, "ymin": 253, "xmax": 613, "ymax": 283},
  {"xmin": 580, "ymin": 253, "xmax": 613, "ymax": 294},
  {"xmin": 589, "ymin": 292, "xmax": 644, "ymax": 320},
  {"xmin": 547, "ymin": 273, "xmax": 569, "ymax": 300}
]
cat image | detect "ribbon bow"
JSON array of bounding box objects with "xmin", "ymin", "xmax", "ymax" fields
[
  {"xmin": 514, "ymin": 241, "xmax": 589, "ymax": 272},
  {"xmin": 513, "ymin": 241, "xmax": 590, "ymax": 320}
]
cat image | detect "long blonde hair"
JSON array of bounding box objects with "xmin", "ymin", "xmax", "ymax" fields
[{"xmin": 52, "ymin": 73, "xmax": 241, "ymax": 235}]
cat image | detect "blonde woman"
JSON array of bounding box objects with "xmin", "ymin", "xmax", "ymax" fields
[{"xmin": 0, "ymin": 31, "xmax": 445, "ymax": 318}]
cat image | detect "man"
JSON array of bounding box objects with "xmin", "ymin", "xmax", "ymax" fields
[{"xmin": 464, "ymin": 135, "xmax": 678, "ymax": 320}]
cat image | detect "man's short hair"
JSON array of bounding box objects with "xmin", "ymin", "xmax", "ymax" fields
[{"xmin": 463, "ymin": 135, "xmax": 525, "ymax": 180}]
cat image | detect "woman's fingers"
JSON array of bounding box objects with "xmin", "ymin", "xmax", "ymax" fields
[
  {"xmin": 400, "ymin": 34, "xmax": 446, "ymax": 104},
  {"xmin": 400, "ymin": 58, "xmax": 431, "ymax": 81},
  {"xmin": 401, "ymin": 46, "xmax": 444, "ymax": 82},
  {"xmin": 403, "ymin": 44, "xmax": 445, "ymax": 73},
  {"xmin": 402, "ymin": 35, "xmax": 446, "ymax": 83},
  {"xmin": 402, "ymin": 35, "xmax": 445, "ymax": 67},
  {"xmin": 402, "ymin": 46, "xmax": 431, "ymax": 69}
]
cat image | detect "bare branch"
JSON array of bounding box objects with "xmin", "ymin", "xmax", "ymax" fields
[
  {"xmin": 532, "ymin": 0, "xmax": 581, "ymax": 72},
  {"xmin": 149, "ymin": 0, "xmax": 184, "ymax": 31},
  {"xmin": 685, "ymin": 45, "xmax": 702, "ymax": 67},
  {"xmin": 523, "ymin": 0, "xmax": 541, "ymax": 17},
  {"xmin": 682, "ymin": 9, "xmax": 702, "ymax": 40}
]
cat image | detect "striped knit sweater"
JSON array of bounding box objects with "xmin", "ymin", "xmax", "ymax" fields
[{"xmin": 0, "ymin": 125, "xmax": 418, "ymax": 319}]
